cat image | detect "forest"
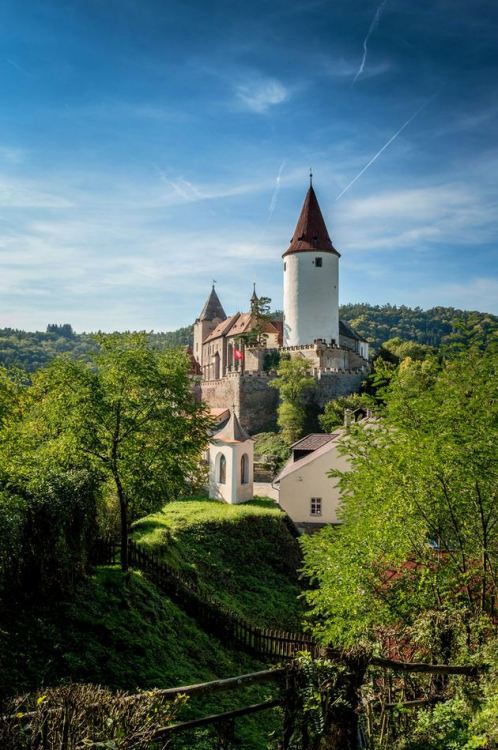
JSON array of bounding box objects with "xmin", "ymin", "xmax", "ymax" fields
[{"xmin": 0, "ymin": 304, "xmax": 496, "ymax": 372}]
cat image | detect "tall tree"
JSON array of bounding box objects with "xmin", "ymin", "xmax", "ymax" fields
[
  {"xmin": 13, "ymin": 334, "xmax": 211, "ymax": 571},
  {"xmin": 270, "ymin": 356, "xmax": 315, "ymax": 443},
  {"xmin": 302, "ymin": 350, "xmax": 498, "ymax": 660}
]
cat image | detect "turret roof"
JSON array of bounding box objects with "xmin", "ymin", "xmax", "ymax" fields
[
  {"xmin": 212, "ymin": 409, "xmax": 251, "ymax": 443},
  {"xmin": 283, "ymin": 185, "xmax": 340, "ymax": 258},
  {"xmin": 198, "ymin": 285, "xmax": 226, "ymax": 322}
]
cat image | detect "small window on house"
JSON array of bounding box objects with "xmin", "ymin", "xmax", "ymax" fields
[
  {"xmin": 310, "ymin": 497, "xmax": 322, "ymax": 516},
  {"xmin": 284, "ymin": 262, "xmax": 286, "ymax": 271},
  {"xmin": 218, "ymin": 454, "xmax": 226, "ymax": 484},
  {"xmin": 315, "ymin": 257, "xmax": 322, "ymax": 267}
]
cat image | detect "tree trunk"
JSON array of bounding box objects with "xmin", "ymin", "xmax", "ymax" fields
[
  {"xmin": 322, "ymin": 650, "xmax": 370, "ymax": 750},
  {"xmin": 114, "ymin": 473, "xmax": 128, "ymax": 572}
]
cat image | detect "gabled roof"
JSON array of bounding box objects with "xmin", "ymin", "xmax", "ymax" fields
[
  {"xmin": 212, "ymin": 410, "xmax": 251, "ymax": 443},
  {"xmin": 291, "ymin": 433, "xmax": 338, "ymax": 451},
  {"xmin": 198, "ymin": 285, "xmax": 226, "ymax": 322},
  {"xmin": 283, "ymin": 185, "xmax": 340, "ymax": 258},
  {"xmin": 275, "ymin": 431, "xmax": 344, "ymax": 483},
  {"xmin": 204, "ymin": 313, "xmax": 240, "ymax": 343}
]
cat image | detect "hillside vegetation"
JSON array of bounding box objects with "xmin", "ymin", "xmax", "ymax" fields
[
  {"xmin": 1, "ymin": 567, "xmax": 277, "ymax": 748},
  {"xmin": 339, "ymin": 303, "xmax": 498, "ymax": 352},
  {"xmin": 132, "ymin": 497, "xmax": 304, "ymax": 630},
  {"xmin": 0, "ymin": 305, "xmax": 496, "ymax": 371}
]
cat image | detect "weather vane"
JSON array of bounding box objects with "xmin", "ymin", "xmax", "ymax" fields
[{"xmin": 309, "ymin": 168, "xmax": 313, "ymax": 187}]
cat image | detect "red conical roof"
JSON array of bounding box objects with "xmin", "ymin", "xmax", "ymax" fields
[{"xmin": 283, "ymin": 185, "xmax": 340, "ymax": 257}]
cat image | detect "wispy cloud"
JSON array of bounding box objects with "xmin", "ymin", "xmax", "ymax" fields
[
  {"xmin": 268, "ymin": 160, "xmax": 286, "ymax": 222},
  {"xmin": 235, "ymin": 78, "xmax": 288, "ymax": 113},
  {"xmin": 353, "ymin": 0, "xmax": 388, "ymax": 84},
  {"xmin": 336, "ymin": 98, "xmax": 433, "ymax": 200}
]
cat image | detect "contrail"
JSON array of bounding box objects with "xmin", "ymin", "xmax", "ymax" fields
[
  {"xmin": 353, "ymin": 0, "xmax": 388, "ymax": 84},
  {"xmin": 268, "ymin": 159, "xmax": 286, "ymax": 222},
  {"xmin": 335, "ymin": 98, "xmax": 433, "ymax": 201}
]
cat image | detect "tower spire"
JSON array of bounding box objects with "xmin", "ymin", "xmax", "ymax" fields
[{"xmin": 283, "ymin": 180, "xmax": 339, "ymax": 258}]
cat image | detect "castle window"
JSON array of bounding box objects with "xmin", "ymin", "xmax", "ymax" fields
[
  {"xmin": 315, "ymin": 257, "xmax": 322, "ymax": 267},
  {"xmin": 218, "ymin": 454, "xmax": 226, "ymax": 484},
  {"xmin": 310, "ymin": 497, "xmax": 322, "ymax": 516},
  {"xmin": 241, "ymin": 453, "xmax": 249, "ymax": 484},
  {"xmin": 284, "ymin": 262, "xmax": 286, "ymax": 271}
]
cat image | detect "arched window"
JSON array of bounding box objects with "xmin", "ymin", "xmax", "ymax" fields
[
  {"xmin": 240, "ymin": 453, "xmax": 249, "ymax": 485},
  {"xmin": 218, "ymin": 454, "xmax": 226, "ymax": 484}
]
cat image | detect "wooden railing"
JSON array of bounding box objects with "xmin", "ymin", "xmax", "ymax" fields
[{"xmin": 91, "ymin": 538, "xmax": 318, "ymax": 659}]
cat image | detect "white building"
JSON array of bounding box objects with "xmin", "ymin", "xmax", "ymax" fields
[
  {"xmin": 274, "ymin": 432, "xmax": 349, "ymax": 531},
  {"xmin": 208, "ymin": 410, "xmax": 254, "ymax": 504}
]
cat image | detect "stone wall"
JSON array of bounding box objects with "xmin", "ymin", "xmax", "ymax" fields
[
  {"xmin": 313, "ymin": 370, "xmax": 366, "ymax": 408},
  {"xmin": 201, "ymin": 360, "xmax": 368, "ymax": 433},
  {"xmin": 201, "ymin": 372, "xmax": 278, "ymax": 434}
]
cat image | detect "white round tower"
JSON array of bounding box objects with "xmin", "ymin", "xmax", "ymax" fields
[{"xmin": 283, "ymin": 181, "xmax": 340, "ymax": 347}]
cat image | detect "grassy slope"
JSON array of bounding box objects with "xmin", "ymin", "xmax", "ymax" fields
[
  {"xmin": 1, "ymin": 567, "xmax": 277, "ymax": 748},
  {"xmin": 132, "ymin": 497, "xmax": 305, "ymax": 630}
]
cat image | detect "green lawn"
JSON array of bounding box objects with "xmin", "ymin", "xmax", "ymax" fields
[{"xmin": 132, "ymin": 496, "xmax": 305, "ymax": 630}]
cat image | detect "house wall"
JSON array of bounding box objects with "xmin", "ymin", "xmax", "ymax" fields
[{"xmin": 278, "ymin": 445, "xmax": 350, "ymax": 524}]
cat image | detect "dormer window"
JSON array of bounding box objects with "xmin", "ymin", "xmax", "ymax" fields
[{"xmin": 315, "ymin": 257, "xmax": 323, "ymax": 267}]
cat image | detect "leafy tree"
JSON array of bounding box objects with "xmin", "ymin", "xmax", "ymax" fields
[
  {"xmin": 302, "ymin": 350, "xmax": 498, "ymax": 661},
  {"xmin": 240, "ymin": 295, "xmax": 273, "ymax": 348},
  {"xmin": 10, "ymin": 334, "xmax": 211, "ymax": 571},
  {"xmin": 270, "ymin": 356, "xmax": 315, "ymax": 443}
]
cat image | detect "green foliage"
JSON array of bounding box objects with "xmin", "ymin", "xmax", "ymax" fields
[
  {"xmin": 270, "ymin": 357, "xmax": 315, "ymax": 444},
  {"xmin": 240, "ymin": 295, "xmax": 273, "ymax": 348},
  {"xmin": 339, "ymin": 303, "xmax": 498, "ymax": 354},
  {"xmin": 0, "ymin": 327, "xmax": 194, "ymax": 373},
  {"xmin": 11, "ymin": 333, "xmax": 211, "ymax": 570},
  {"xmin": 302, "ymin": 350, "xmax": 498, "ymax": 657},
  {"xmin": 319, "ymin": 393, "xmax": 373, "ymax": 432},
  {"xmin": 132, "ymin": 497, "xmax": 304, "ymax": 629},
  {"xmin": 253, "ymin": 431, "xmax": 290, "ymax": 470}
]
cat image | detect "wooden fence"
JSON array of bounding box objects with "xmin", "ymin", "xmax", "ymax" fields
[{"xmin": 91, "ymin": 538, "xmax": 318, "ymax": 659}]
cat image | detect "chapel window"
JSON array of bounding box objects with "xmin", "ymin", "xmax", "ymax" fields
[{"xmin": 218, "ymin": 454, "xmax": 226, "ymax": 484}]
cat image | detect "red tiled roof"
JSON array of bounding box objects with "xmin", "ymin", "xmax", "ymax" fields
[
  {"xmin": 204, "ymin": 313, "xmax": 240, "ymax": 343},
  {"xmin": 283, "ymin": 186, "xmax": 340, "ymax": 258}
]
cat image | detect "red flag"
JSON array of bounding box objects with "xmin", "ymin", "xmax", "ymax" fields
[{"xmin": 233, "ymin": 348, "xmax": 244, "ymax": 361}]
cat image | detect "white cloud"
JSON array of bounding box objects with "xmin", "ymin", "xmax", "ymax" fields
[
  {"xmin": 335, "ymin": 183, "xmax": 497, "ymax": 251},
  {"xmin": 234, "ymin": 78, "xmax": 288, "ymax": 113}
]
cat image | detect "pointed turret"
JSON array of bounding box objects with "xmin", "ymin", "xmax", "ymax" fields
[
  {"xmin": 198, "ymin": 284, "xmax": 226, "ymax": 322},
  {"xmin": 283, "ymin": 186, "xmax": 339, "ymax": 257}
]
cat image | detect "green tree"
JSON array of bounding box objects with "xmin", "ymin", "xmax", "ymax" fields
[
  {"xmin": 10, "ymin": 334, "xmax": 211, "ymax": 571},
  {"xmin": 240, "ymin": 295, "xmax": 273, "ymax": 348},
  {"xmin": 302, "ymin": 350, "xmax": 498, "ymax": 660},
  {"xmin": 270, "ymin": 356, "xmax": 315, "ymax": 444}
]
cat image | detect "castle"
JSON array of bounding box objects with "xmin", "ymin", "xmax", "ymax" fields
[{"xmin": 192, "ymin": 180, "xmax": 369, "ymax": 433}]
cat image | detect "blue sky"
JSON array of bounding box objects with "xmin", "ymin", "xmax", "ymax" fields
[{"xmin": 0, "ymin": 0, "xmax": 497, "ymax": 331}]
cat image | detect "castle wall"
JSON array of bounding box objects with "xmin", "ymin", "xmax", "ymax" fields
[
  {"xmin": 201, "ymin": 372, "xmax": 279, "ymax": 434},
  {"xmin": 313, "ymin": 371, "xmax": 366, "ymax": 408}
]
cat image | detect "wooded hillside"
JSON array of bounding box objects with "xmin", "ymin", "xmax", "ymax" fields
[{"xmin": 0, "ymin": 306, "xmax": 495, "ymax": 372}]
